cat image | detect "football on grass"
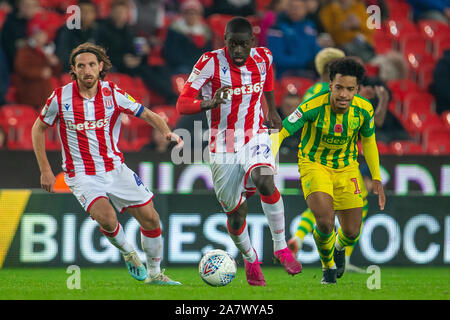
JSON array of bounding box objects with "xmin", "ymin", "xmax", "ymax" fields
[{"xmin": 198, "ymin": 249, "xmax": 237, "ymax": 287}]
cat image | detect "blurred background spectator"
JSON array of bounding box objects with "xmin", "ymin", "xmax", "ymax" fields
[
  {"xmin": 258, "ymin": 0, "xmax": 288, "ymax": 47},
  {"xmin": 319, "ymin": 0, "xmax": 375, "ymax": 62},
  {"xmin": 97, "ymin": 0, "xmax": 178, "ymax": 104},
  {"xmin": 1, "ymin": 0, "xmax": 40, "ymax": 72},
  {"xmin": 370, "ymin": 51, "xmax": 408, "ymax": 83},
  {"xmin": 205, "ymin": 0, "xmax": 256, "ymax": 17},
  {"xmin": 430, "ymin": 49, "xmax": 450, "ymax": 115},
  {"xmin": 163, "ymin": 0, "xmax": 213, "ymax": 75},
  {"xmin": 0, "ymin": 46, "xmax": 8, "ymax": 106},
  {"xmin": 407, "ymin": 0, "xmax": 450, "ymax": 23},
  {"xmin": 13, "ymin": 18, "xmax": 61, "ymax": 110},
  {"xmin": 55, "ymin": 0, "xmax": 100, "ymax": 72},
  {"xmin": 0, "ymin": 0, "xmax": 448, "ymax": 154},
  {"xmin": 267, "ymin": 0, "xmax": 321, "ymax": 79}
]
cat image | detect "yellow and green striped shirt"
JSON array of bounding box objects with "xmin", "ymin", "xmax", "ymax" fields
[
  {"xmin": 283, "ymin": 90, "xmax": 375, "ymax": 169},
  {"xmin": 301, "ymin": 82, "xmax": 329, "ymax": 102}
]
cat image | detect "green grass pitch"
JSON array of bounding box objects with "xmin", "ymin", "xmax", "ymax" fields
[{"xmin": 0, "ymin": 266, "xmax": 448, "ymax": 300}]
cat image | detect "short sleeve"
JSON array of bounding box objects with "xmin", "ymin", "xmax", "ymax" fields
[
  {"xmin": 113, "ymin": 86, "xmax": 144, "ymax": 117},
  {"xmin": 39, "ymin": 91, "xmax": 59, "ymax": 126},
  {"xmin": 360, "ymin": 105, "xmax": 375, "ymax": 137}
]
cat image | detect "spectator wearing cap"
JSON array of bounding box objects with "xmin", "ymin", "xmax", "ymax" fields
[
  {"xmin": 13, "ymin": 19, "xmax": 61, "ymax": 109},
  {"xmin": 163, "ymin": 0, "xmax": 212, "ymax": 75},
  {"xmin": 267, "ymin": 0, "xmax": 322, "ymax": 79}
]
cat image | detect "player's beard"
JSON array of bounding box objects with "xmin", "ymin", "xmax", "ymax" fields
[{"xmin": 79, "ymin": 74, "xmax": 99, "ymax": 89}]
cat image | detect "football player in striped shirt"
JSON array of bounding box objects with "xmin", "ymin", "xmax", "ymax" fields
[
  {"xmin": 288, "ymin": 48, "xmax": 368, "ymax": 274},
  {"xmin": 177, "ymin": 17, "xmax": 302, "ymax": 286},
  {"xmin": 271, "ymin": 58, "xmax": 386, "ymax": 284},
  {"xmin": 32, "ymin": 42, "xmax": 183, "ymax": 285}
]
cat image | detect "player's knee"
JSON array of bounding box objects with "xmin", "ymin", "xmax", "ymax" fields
[
  {"xmin": 251, "ymin": 169, "xmax": 275, "ymax": 195},
  {"xmin": 227, "ymin": 213, "xmax": 245, "ymax": 231},
  {"xmin": 342, "ymin": 227, "xmax": 360, "ymax": 240},
  {"xmin": 315, "ymin": 217, "xmax": 335, "ymax": 234}
]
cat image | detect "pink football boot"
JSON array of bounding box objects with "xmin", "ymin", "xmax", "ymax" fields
[
  {"xmin": 274, "ymin": 247, "xmax": 302, "ymax": 275},
  {"xmin": 243, "ymin": 250, "xmax": 266, "ymax": 286}
]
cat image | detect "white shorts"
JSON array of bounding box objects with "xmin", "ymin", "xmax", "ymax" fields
[
  {"xmin": 65, "ymin": 163, "xmax": 154, "ymax": 214},
  {"xmin": 209, "ymin": 132, "xmax": 275, "ymax": 213}
]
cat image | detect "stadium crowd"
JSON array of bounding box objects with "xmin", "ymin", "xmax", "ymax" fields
[{"xmin": 0, "ymin": 0, "xmax": 449, "ymax": 154}]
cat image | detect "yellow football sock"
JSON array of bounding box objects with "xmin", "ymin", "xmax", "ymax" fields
[
  {"xmin": 294, "ymin": 208, "xmax": 316, "ymax": 240},
  {"xmin": 313, "ymin": 226, "xmax": 336, "ymax": 269}
]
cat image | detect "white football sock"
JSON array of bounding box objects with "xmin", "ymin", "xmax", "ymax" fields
[
  {"xmin": 227, "ymin": 220, "xmax": 256, "ymax": 263},
  {"xmin": 261, "ymin": 189, "xmax": 287, "ymax": 252},
  {"xmin": 140, "ymin": 227, "xmax": 162, "ymax": 277},
  {"xmin": 100, "ymin": 223, "xmax": 134, "ymax": 254}
]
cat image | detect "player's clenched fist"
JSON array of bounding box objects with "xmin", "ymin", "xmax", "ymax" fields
[{"xmin": 201, "ymin": 86, "xmax": 231, "ymax": 111}]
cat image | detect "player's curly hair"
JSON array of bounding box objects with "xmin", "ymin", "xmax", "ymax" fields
[
  {"xmin": 329, "ymin": 57, "xmax": 366, "ymax": 84},
  {"xmin": 69, "ymin": 42, "xmax": 112, "ymax": 80}
]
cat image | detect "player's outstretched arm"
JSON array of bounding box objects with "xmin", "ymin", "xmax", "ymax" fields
[
  {"xmin": 31, "ymin": 118, "xmax": 55, "ymax": 193},
  {"xmin": 139, "ymin": 107, "xmax": 184, "ymax": 148}
]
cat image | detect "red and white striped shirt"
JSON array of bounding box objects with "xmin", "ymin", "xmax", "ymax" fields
[
  {"xmin": 39, "ymin": 80, "xmax": 144, "ymax": 177},
  {"xmin": 177, "ymin": 46, "xmax": 274, "ymax": 153}
]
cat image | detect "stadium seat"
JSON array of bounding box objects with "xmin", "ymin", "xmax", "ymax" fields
[
  {"xmin": 400, "ymin": 33, "xmax": 430, "ymax": 57},
  {"xmin": 0, "ymin": 104, "xmax": 38, "ymax": 124},
  {"xmin": 4, "ymin": 121, "xmax": 34, "ymax": 150},
  {"xmin": 373, "ymin": 31, "xmax": 393, "ymax": 54},
  {"xmin": 404, "ymin": 111, "xmax": 442, "ymax": 139},
  {"xmin": 418, "ymin": 20, "xmax": 450, "ymax": 41},
  {"xmin": 152, "ymin": 105, "xmax": 180, "ymax": 128},
  {"xmin": 405, "ymin": 52, "xmax": 435, "ymax": 82},
  {"xmin": 171, "ymin": 74, "xmax": 189, "ymax": 95},
  {"xmin": 385, "ymin": 19, "xmax": 419, "ymax": 44},
  {"xmin": 386, "ymin": 1, "xmax": 413, "ymax": 21},
  {"xmin": 364, "ymin": 63, "xmax": 379, "ymax": 77},
  {"xmin": 422, "ymin": 127, "xmax": 450, "ymax": 154},
  {"xmin": 105, "ymin": 73, "xmax": 134, "ymax": 91},
  {"xmin": 118, "ymin": 114, "xmax": 151, "ymax": 151},
  {"xmin": 207, "ymin": 14, "xmax": 234, "ymax": 49},
  {"xmin": 280, "ymin": 77, "xmax": 314, "ymax": 96},
  {"xmin": 376, "ymin": 141, "xmax": 390, "ymax": 155},
  {"xmin": 387, "ymin": 79, "xmax": 420, "ymax": 104},
  {"xmin": 416, "ymin": 62, "xmax": 435, "ymax": 90},
  {"xmin": 45, "ymin": 125, "xmax": 61, "ymax": 151},
  {"xmin": 403, "ymin": 92, "xmax": 435, "ymax": 120},
  {"xmin": 389, "ymin": 140, "xmax": 424, "ymax": 155},
  {"xmin": 128, "ymin": 77, "xmax": 150, "ymax": 106}
]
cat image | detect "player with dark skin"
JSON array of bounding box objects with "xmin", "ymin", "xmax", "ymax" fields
[{"xmin": 198, "ymin": 27, "xmax": 283, "ymax": 233}]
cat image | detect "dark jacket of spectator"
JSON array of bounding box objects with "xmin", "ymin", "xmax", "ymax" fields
[
  {"xmin": 267, "ymin": 11, "xmax": 321, "ymax": 78},
  {"xmin": 1, "ymin": 10, "xmax": 29, "ymax": 71},
  {"xmin": 431, "ymin": 49, "xmax": 450, "ymax": 114}
]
